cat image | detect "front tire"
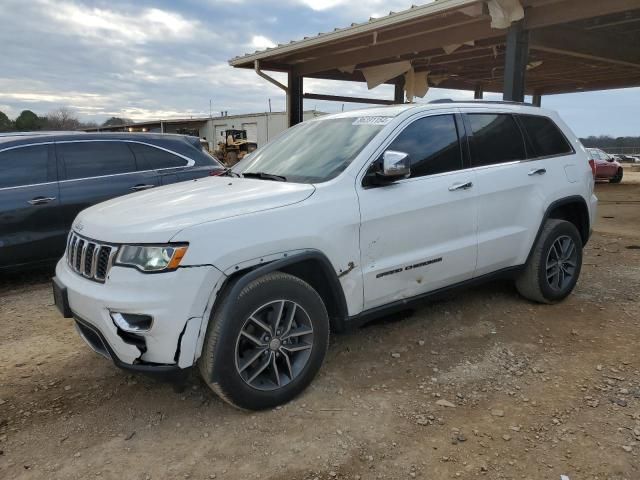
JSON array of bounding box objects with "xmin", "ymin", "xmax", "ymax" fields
[
  {"xmin": 610, "ymin": 168, "xmax": 623, "ymax": 184},
  {"xmin": 516, "ymin": 219, "xmax": 583, "ymax": 304},
  {"xmin": 199, "ymin": 272, "xmax": 329, "ymax": 410}
]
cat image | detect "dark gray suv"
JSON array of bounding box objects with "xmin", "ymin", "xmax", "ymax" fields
[{"xmin": 0, "ymin": 132, "xmax": 224, "ymax": 271}]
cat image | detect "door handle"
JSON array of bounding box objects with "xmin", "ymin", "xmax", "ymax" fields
[
  {"xmin": 130, "ymin": 184, "xmax": 156, "ymax": 191},
  {"xmin": 528, "ymin": 168, "xmax": 547, "ymax": 176},
  {"xmin": 448, "ymin": 181, "xmax": 473, "ymax": 191},
  {"xmin": 28, "ymin": 196, "xmax": 56, "ymax": 205}
]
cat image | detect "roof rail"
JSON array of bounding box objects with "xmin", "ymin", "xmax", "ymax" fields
[{"xmin": 428, "ymin": 99, "xmax": 533, "ymax": 106}]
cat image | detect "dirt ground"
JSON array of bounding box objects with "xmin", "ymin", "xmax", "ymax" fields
[{"xmin": 1, "ymin": 170, "xmax": 639, "ymax": 480}]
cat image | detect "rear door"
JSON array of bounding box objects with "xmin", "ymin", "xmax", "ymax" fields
[
  {"xmin": 0, "ymin": 143, "xmax": 66, "ymax": 268},
  {"xmin": 56, "ymin": 140, "xmax": 160, "ymax": 227},
  {"xmin": 465, "ymin": 111, "xmax": 575, "ymax": 276}
]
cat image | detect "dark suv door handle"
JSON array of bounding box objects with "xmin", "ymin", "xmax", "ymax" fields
[
  {"xmin": 528, "ymin": 168, "xmax": 547, "ymax": 176},
  {"xmin": 28, "ymin": 196, "xmax": 56, "ymax": 205},
  {"xmin": 130, "ymin": 184, "xmax": 156, "ymax": 191},
  {"xmin": 448, "ymin": 181, "xmax": 473, "ymax": 192}
]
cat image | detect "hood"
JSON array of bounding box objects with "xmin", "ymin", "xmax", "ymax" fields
[{"xmin": 74, "ymin": 177, "xmax": 315, "ymax": 243}]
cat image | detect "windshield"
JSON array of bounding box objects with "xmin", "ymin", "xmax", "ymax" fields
[{"xmin": 231, "ymin": 117, "xmax": 386, "ymax": 183}]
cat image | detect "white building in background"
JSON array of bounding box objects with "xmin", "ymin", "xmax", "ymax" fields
[{"xmin": 87, "ymin": 111, "xmax": 325, "ymax": 150}]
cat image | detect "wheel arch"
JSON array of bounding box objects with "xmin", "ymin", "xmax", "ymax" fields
[
  {"xmin": 215, "ymin": 250, "xmax": 350, "ymax": 333},
  {"xmin": 528, "ymin": 196, "xmax": 591, "ymax": 264}
]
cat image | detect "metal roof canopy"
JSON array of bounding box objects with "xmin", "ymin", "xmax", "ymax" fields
[{"xmin": 230, "ymin": 0, "xmax": 640, "ymax": 126}]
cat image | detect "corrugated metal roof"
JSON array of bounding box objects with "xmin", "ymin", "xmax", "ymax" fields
[{"xmin": 229, "ymin": 0, "xmax": 480, "ymax": 66}]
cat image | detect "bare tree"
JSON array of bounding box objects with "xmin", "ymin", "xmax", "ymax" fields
[{"xmin": 44, "ymin": 107, "xmax": 81, "ymax": 130}]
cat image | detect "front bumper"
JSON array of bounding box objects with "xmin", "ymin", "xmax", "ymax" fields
[{"xmin": 55, "ymin": 258, "xmax": 225, "ymax": 370}]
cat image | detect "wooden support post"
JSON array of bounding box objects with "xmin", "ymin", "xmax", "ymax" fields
[
  {"xmin": 474, "ymin": 83, "xmax": 484, "ymax": 100},
  {"xmin": 394, "ymin": 76, "xmax": 405, "ymax": 104},
  {"xmin": 503, "ymin": 21, "xmax": 529, "ymax": 102},
  {"xmin": 287, "ymin": 71, "xmax": 303, "ymax": 127},
  {"xmin": 532, "ymin": 93, "xmax": 542, "ymax": 107}
]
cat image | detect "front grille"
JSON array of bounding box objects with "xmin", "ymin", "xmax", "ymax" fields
[{"xmin": 66, "ymin": 232, "xmax": 117, "ymax": 282}]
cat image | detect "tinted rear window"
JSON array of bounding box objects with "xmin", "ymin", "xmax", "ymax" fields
[
  {"xmin": 0, "ymin": 144, "xmax": 51, "ymax": 188},
  {"xmin": 58, "ymin": 141, "xmax": 137, "ymax": 180},
  {"xmin": 468, "ymin": 114, "xmax": 526, "ymax": 167},
  {"xmin": 130, "ymin": 143, "xmax": 188, "ymax": 170},
  {"xmin": 518, "ymin": 115, "xmax": 573, "ymax": 158}
]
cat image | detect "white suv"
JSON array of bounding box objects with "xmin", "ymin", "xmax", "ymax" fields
[{"xmin": 53, "ymin": 102, "xmax": 597, "ymax": 410}]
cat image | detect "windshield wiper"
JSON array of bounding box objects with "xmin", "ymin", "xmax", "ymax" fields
[
  {"xmin": 223, "ymin": 169, "xmax": 242, "ymax": 178},
  {"xmin": 242, "ymin": 172, "xmax": 287, "ymax": 182}
]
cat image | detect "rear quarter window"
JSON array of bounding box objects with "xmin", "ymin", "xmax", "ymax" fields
[
  {"xmin": 129, "ymin": 143, "xmax": 188, "ymax": 170},
  {"xmin": 517, "ymin": 115, "xmax": 573, "ymax": 158}
]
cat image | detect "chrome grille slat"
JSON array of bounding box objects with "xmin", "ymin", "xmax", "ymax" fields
[{"xmin": 66, "ymin": 232, "xmax": 116, "ymax": 283}]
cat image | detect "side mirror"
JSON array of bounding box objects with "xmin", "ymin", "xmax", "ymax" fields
[{"xmin": 380, "ymin": 150, "xmax": 410, "ymax": 180}]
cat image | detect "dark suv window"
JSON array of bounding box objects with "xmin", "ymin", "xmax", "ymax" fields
[
  {"xmin": 387, "ymin": 114, "xmax": 462, "ymax": 178},
  {"xmin": 0, "ymin": 144, "xmax": 51, "ymax": 188},
  {"xmin": 130, "ymin": 143, "xmax": 188, "ymax": 170},
  {"xmin": 467, "ymin": 114, "xmax": 526, "ymax": 167},
  {"xmin": 58, "ymin": 141, "xmax": 137, "ymax": 180},
  {"xmin": 517, "ymin": 115, "xmax": 573, "ymax": 158}
]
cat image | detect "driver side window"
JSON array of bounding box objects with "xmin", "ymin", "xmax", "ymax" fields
[{"xmin": 387, "ymin": 114, "xmax": 463, "ymax": 178}]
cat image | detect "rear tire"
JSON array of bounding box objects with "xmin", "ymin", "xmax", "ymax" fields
[
  {"xmin": 610, "ymin": 168, "xmax": 623, "ymax": 183},
  {"xmin": 515, "ymin": 219, "xmax": 582, "ymax": 304},
  {"xmin": 199, "ymin": 272, "xmax": 329, "ymax": 410}
]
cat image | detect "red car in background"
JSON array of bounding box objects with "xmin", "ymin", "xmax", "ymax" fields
[{"xmin": 586, "ymin": 148, "xmax": 623, "ymax": 183}]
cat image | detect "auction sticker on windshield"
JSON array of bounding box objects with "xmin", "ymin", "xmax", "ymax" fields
[{"xmin": 352, "ymin": 116, "xmax": 393, "ymax": 126}]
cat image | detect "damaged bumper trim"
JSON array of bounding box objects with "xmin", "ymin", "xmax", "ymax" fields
[{"xmin": 74, "ymin": 316, "xmax": 187, "ymax": 380}]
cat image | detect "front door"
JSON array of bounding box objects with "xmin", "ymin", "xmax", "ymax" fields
[
  {"xmin": 0, "ymin": 143, "xmax": 66, "ymax": 268},
  {"xmin": 358, "ymin": 113, "xmax": 478, "ymax": 311}
]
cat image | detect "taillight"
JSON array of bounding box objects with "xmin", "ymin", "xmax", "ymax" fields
[
  {"xmin": 209, "ymin": 169, "xmax": 225, "ymax": 176},
  {"xmin": 588, "ymin": 159, "xmax": 596, "ymax": 179}
]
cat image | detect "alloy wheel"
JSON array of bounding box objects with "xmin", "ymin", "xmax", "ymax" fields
[
  {"xmin": 234, "ymin": 300, "xmax": 314, "ymax": 391},
  {"xmin": 545, "ymin": 235, "xmax": 577, "ymax": 291}
]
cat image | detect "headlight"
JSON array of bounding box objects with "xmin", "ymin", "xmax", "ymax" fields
[{"xmin": 115, "ymin": 244, "xmax": 188, "ymax": 272}]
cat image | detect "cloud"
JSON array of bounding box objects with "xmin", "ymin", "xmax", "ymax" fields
[
  {"xmin": 250, "ymin": 35, "xmax": 277, "ymax": 50},
  {"xmin": 297, "ymin": 0, "xmax": 430, "ymax": 17},
  {"xmin": 40, "ymin": 1, "xmax": 200, "ymax": 46},
  {"xmin": 0, "ymin": 0, "xmax": 637, "ymax": 136}
]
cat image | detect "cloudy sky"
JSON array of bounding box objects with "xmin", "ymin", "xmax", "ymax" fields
[{"xmin": 1, "ymin": 0, "xmax": 638, "ymax": 136}]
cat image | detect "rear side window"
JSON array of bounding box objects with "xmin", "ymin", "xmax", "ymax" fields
[
  {"xmin": 58, "ymin": 141, "xmax": 137, "ymax": 180},
  {"xmin": 467, "ymin": 114, "xmax": 526, "ymax": 167},
  {"xmin": 387, "ymin": 114, "xmax": 462, "ymax": 178},
  {"xmin": 0, "ymin": 144, "xmax": 52, "ymax": 188},
  {"xmin": 129, "ymin": 143, "xmax": 188, "ymax": 170},
  {"xmin": 518, "ymin": 115, "xmax": 573, "ymax": 158}
]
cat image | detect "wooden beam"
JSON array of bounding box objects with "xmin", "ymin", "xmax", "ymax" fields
[
  {"xmin": 295, "ymin": 18, "xmax": 500, "ymax": 76},
  {"xmin": 530, "ymin": 26, "xmax": 640, "ymax": 68},
  {"xmin": 524, "ymin": 0, "xmax": 640, "ymax": 30},
  {"xmin": 278, "ymin": 10, "xmax": 486, "ymax": 65},
  {"xmin": 303, "ymin": 93, "xmax": 396, "ymax": 105}
]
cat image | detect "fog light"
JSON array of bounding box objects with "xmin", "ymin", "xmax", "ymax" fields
[{"xmin": 111, "ymin": 312, "xmax": 153, "ymax": 333}]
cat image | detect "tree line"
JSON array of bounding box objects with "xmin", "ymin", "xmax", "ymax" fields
[
  {"xmin": 0, "ymin": 108, "xmax": 131, "ymax": 132},
  {"xmin": 579, "ymin": 135, "xmax": 640, "ymax": 150}
]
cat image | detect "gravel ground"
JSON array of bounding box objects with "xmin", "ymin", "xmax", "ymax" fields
[{"xmin": 1, "ymin": 171, "xmax": 639, "ymax": 480}]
